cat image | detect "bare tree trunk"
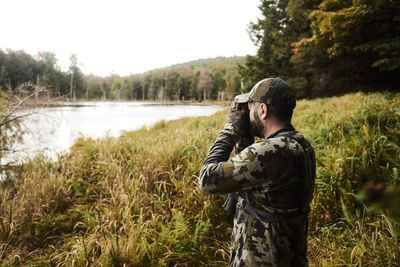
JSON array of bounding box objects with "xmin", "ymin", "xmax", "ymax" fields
[
  {"xmin": 69, "ymin": 72, "xmax": 74, "ymax": 101},
  {"xmin": 73, "ymin": 85, "xmax": 76, "ymax": 101},
  {"xmin": 35, "ymin": 76, "xmax": 40, "ymax": 99},
  {"xmin": 158, "ymin": 85, "xmax": 163, "ymax": 101},
  {"xmin": 142, "ymin": 78, "xmax": 146, "ymax": 101},
  {"xmin": 177, "ymin": 87, "xmax": 181, "ymax": 102}
]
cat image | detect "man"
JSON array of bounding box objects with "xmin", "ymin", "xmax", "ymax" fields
[{"xmin": 198, "ymin": 78, "xmax": 316, "ymax": 266}]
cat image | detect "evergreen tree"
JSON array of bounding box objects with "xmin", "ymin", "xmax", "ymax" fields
[
  {"xmin": 308, "ymin": 0, "xmax": 400, "ymax": 91},
  {"xmin": 68, "ymin": 54, "xmax": 85, "ymax": 100},
  {"xmin": 240, "ymin": 0, "xmax": 289, "ymax": 90},
  {"xmin": 191, "ymin": 70, "xmax": 201, "ymax": 100},
  {"xmin": 240, "ymin": 0, "xmax": 319, "ymax": 96}
]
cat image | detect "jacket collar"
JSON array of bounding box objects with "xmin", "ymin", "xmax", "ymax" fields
[{"xmin": 267, "ymin": 125, "xmax": 295, "ymax": 139}]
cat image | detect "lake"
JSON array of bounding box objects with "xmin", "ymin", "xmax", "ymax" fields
[{"xmin": 4, "ymin": 102, "xmax": 224, "ymax": 164}]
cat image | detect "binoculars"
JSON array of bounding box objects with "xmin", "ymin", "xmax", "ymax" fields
[
  {"xmin": 223, "ymin": 193, "xmax": 239, "ymax": 215},
  {"xmin": 235, "ymin": 102, "xmax": 249, "ymax": 111}
]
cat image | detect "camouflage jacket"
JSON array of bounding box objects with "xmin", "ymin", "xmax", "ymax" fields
[{"xmin": 199, "ymin": 125, "xmax": 316, "ymax": 266}]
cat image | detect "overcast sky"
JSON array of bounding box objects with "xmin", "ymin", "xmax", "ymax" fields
[{"xmin": 1, "ymin": 0, "xmax": 261, "ymax": 76}]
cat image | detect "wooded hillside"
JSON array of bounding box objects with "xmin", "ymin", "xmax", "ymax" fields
[{"xmin": 0, "ymin": 50, "xmax": 244, "ymax": 101}]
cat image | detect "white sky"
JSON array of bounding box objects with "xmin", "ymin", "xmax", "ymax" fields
[{"xmin": 1, "ymin": 0, "xmax": 261, "ymax": 76}]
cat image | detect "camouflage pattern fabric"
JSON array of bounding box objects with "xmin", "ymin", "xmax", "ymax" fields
[{"xmin": 199, "ymin": 125, "xmax": 315, "ymax": 266}]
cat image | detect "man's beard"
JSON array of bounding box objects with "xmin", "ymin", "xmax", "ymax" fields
[{"xmin": 250, "ymin": 110, "xmax": 265, "ymax": 138}]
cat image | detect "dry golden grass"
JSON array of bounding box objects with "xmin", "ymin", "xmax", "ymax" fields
[{"xmin": 0, "ymin": 92, "xmax": 399, "ymax": 265}]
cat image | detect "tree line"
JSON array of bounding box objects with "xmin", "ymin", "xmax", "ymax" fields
[
  {"xmin": 240, "ymin": 0, "xmax": 400, "ymax": 97},
  {"xmin": 0, "ymin": 49, "xmax": 244, "ymax": 101},
  {"xmin": 1, "ymin": 0, "xmax": 399, "ymax": 100}
]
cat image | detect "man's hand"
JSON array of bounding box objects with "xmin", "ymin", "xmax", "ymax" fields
[
  {"xmin": 235, "ymin": 129, "xmax": 254, "ymax": 154},
  {"xmin": 224, "ymin": 102, "xmax": 250, "ymax": 139}
]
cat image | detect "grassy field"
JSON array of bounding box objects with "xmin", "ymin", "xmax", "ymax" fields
[{"xmin": 0, "ymin": 92, "xmax": 399, "ymax": 266}]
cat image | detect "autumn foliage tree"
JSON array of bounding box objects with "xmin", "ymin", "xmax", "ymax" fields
[
  {"xmin": 307, "ymin": 0, "xmax": 400, "ymax": 91},
  {"xmin": 198, "ymin": 69, "xmax": 213, "ymax": 101},
  {"xmin": 241, "ymin": 0, "xmax": 400, "ymax": 97}
]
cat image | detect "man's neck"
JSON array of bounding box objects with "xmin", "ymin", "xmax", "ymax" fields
[{"xmin": 263, "ymin": 120, "xmax": 288, "ymax": 138}]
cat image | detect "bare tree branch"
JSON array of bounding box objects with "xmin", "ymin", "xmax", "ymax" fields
[
  {"xmin": 0, "ymin": 82, "xmax": 46, "ymax": 127},
  {"xmin": 0, "ymin": 82, "xmax": 53, "ymax": 168},
  {"xmin": 0, "ymin": 112, "xmax": 37, "ymax": 127}
]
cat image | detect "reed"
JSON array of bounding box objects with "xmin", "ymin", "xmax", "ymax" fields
[{"xmin": 0, "ymin": 92, "xmax": 399, "ymax": 266}]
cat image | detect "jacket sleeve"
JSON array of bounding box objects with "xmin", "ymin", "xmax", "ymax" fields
[
  {"xmin": 199, "ymin": 131, "xmax": 283, "ymax": 194},
  {"xmin": 199, "ymin": 131, "xmax": 292, "ymax": 194}
]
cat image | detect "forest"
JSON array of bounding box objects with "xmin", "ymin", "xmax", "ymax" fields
[
  {"xmin": 0, "ymin": 50, "xmax": 244, "ymax": 102},
  {"xmin": 1, "ymin": 0, "xmax": 399, "ymax": 101},
  {"xmin": 240, "ymin": 0, "xmax": 400, "ymax": 97}
]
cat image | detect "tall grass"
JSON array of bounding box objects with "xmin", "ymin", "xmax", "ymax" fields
[
  {"xmin": 294, "ymin": 92, "xmax": 400, "ymax": 265},
  {"xmin": 0, "ymin": 92, "xmax": 399, "ymax": 266}
]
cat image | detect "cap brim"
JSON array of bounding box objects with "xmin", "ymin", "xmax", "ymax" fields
[{"xmin": 234, "ymin": 93, "xmax": 250, "ymax": 103}]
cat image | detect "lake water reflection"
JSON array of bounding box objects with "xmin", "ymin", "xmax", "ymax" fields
[{"xmin": 7, "ymin": 102, "xmax": 223, "ymax": 163}]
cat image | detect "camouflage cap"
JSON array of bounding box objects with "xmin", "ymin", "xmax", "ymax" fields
[{"xmin": 235, "ymin": 78, "xmax": 296, "ymax": 111}]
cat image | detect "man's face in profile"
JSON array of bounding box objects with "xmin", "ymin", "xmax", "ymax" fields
[{"xmin": 248, "ymin": 102, "xmax": 264, "ymax": 138}]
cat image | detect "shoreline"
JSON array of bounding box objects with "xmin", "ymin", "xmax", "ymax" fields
[{"xmin": 1, "ymin": 103, "xmax": 226, "ymax": 166}]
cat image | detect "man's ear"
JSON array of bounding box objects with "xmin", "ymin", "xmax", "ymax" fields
[{"xmin": 259, "ymin": 103, "xmax": 268, "ymax": 120}]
